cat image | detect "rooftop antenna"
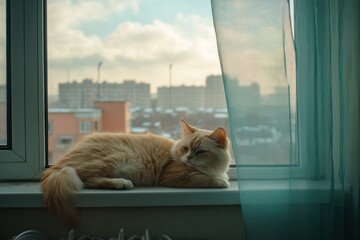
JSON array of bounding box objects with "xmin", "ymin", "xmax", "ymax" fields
[
  {"xmin": 67, "ymin": 70, "xmax": 70, "ymax": 83},
  {"xmin": 96, "ymin": 61, "xmax": 103, "ymax": 101},
  {"xmin": 169, "ymin": 63, "xmax": 172, "ymax": 109}
]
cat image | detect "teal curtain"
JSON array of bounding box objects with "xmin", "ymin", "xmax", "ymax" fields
[{"xmin": 211, "ymin": 0, "xmax": 359, "ymax": 240}]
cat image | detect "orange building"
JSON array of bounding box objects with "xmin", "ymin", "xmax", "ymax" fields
[
  {"xmin": 48, "ymin": 101, "xmax": 130, "ymax": 164},
  {"xmin": 94, "ymin": 101, "xmax": 130, "ymax": 133}
]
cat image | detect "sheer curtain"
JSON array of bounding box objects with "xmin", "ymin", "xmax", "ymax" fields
[{"xmin": 211, "ymin": 0, "xmax": 359, "ymax": 240}]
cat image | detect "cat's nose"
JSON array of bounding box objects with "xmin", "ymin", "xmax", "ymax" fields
[{"xmin": 187, "ymin": 155, "xmax": 193, "ymax": 160}]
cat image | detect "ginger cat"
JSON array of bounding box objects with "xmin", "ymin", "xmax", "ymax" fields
[{"xmin": 41, "ymin": 119, "xmax": 231, "ymax": 227}]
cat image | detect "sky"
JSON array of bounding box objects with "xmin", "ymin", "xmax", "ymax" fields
[
  {"xmin": 47, "ymin": 0, "xmax": 221, "ymax": 96},
  {"xmin": 211, "ymin": 0, "xmax": 295, "ymax": 94},
  {"xmin": 0, "ymin": 0, "xmax": 295, "ymax": 97}
]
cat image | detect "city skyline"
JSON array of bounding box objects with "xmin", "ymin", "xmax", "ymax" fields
[
  {"xmin": 50, "ymin": 74, "xmax": 290, "ymax": 113},
  {"xmin": 49, "ymin": 74, "xmax": 218, "ymax": 97},
  {"xmin": 53, "ymin": 75, "xmax": 228, "ymax": 111}
]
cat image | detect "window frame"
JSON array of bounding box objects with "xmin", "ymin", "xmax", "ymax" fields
[
  {"xmin": 226, "ymin": 0, "xmax": 304, "ymax": 180},
  {"xmin": 80, "ymin": 121, "xmax": 91, "ymax": 134},
  {"xmin": 0, "ymin": 0, "xmax": 301, "ymax": 182},
  {"xmin": 0, "ymin": 0, "xmax": 46, "ymax": 180}
]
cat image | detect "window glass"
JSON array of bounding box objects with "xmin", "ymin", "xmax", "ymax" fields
[
  {"xmin": 47, "ymin": 0, "xmax": 230, "ymax": 164},
  {"xmin": 58, "ymin": 136, "xmax": 73, "ymax": 146},
  {"xmin": 212, "ymin": 0, "xmax": 296, "ymax": 167},
  {"xmin": 80, "ymin": 121, "xmax": 91, "ymax": 133},
  {"xmin": 0, "ymin": 0, "xmax": 7, "ymax": 146}
]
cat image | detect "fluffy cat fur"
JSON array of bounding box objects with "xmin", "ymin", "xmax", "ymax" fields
[{"xmin": 41, "ymin": 119, "xmax": 231, "ymax": 227}]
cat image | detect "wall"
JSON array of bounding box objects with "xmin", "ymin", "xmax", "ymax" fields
[
  {"xmin": 0, "ymin": 206, "xmax": 243, "ymax": 239},
  {"xmin": 95, "ymin": 101, "xmax": 130, "ymax": 133},
  {"xmin": 48, "ymin": 111, "xmax": 102, "ymax": 164}
]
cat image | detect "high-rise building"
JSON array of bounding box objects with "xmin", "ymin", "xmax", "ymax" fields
[
  {"xmin": 157, "ymin": 85, "xmax": 205, "ymax": 111},
  {"xmin": 205, "ymin": 75, "xmax": 227, "ymax": 110},
  {"xmin": 59, "ymin": 79, "xmax": 151, "ymax": 109},
  {"xmin": 59, "ymin": 79, "xmax": 94, "ymax": 108},
  {"xmin": 262, "ymin": 86, "xmax": 289, "ymax": 106},
  {"xmin": 157, "ymin": 75, "xmax": 229, "ymax": 112},
  {"xmin": 118, "ymin": 80, "xmax": 151, "ymax": 109},
  {"xmin": 224, "ymin": 76, "xmax": 261, "ymax": 107}
]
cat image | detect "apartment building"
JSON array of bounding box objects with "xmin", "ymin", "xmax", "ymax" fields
[
  {"xmin": 59, "ymin": 79, "xmax": 151, "ymax": 109},
  {"xmin": 157, "ymin": 75, "xmax": 229, "ymax": 112},
  {"xmin": 157, "ymin": 85, "xmax": 205, "ymax": 111},
  {"xmin": 205, "ymin": 75, "xmax": 227, "ymax": 110},
  {"xmin": 48, "ymin": 101, "xmax": 130, "ymax": 164}
]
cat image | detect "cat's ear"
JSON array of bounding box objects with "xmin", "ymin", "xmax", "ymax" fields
[
  {"xmin": 209, "ymin": 127, "xmax": 227, "ymax": 148},
  {"xmin": 180, "ymin": 118, "xmax": 196, "ymax": 135}
]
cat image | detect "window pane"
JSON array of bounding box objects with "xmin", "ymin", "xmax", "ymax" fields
[
  {"xmin": 212, "ymin": 0, "xmax": 296, "ymax": 166},
  {"xmin": 0, "ymin": 0, "xmax": 7, "ymax": 146},
  {"xmin": 47, "ymin": 0, "xmax": 230, "ymax": 165}
]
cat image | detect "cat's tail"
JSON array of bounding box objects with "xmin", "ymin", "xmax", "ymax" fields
[{"xmin": 40, "ymin": 166, "xmax": 84, "ymax": 227}]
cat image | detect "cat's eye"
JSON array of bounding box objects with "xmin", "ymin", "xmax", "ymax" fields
[
  {"xmin": 182, "ymin": 146, "xmax": 189, "ymax": 152},
  {"xmin": 196, "ymin": 150, "xmax": 206, "ymax": 155}
]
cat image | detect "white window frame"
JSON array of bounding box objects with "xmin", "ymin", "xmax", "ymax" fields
[
  {"xmin": 227, "ymin": 0, "xmax": 304, "ymax": 181},
  {"xmin": 0, "ymin": 0, "xmax": 45, "ymax": 180},
  {"xmin": 0, "ymin": 0, "xmax": 299, "ymax": 182},
  {"xmin": 80, "ymin": 121, "xmax": 91, "ymax": 134}
]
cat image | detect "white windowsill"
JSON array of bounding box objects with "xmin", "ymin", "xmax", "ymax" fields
[
  {"xmin": 0, "ymin": 179, "xmax": 334, "ymax": 208},
  {"xmin": 237, "ymin": 180, "xmax": 333, "ymax": 204},
  {"xmin": 0, "ymin": 181, "xmax": 240, "ymax": 208}
]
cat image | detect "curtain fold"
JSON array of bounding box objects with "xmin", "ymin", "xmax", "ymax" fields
[
  {"xmin": 211, "ymin": 0, "xmax": 359, "ymax": 239},
  {"xmin": 337, "ymin": 1, "xmax": 360, "ymax": 238}
]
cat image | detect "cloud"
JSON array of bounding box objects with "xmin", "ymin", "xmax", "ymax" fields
[
  {"xmin": 47, "ymin": 0, "xmax": 139, "ymax": 60},
  {"xmin": 48, "ymin": 0, "xmax": 138, "ymax": 29},
  {"xmin": 176, "ymin": 13, "xmax": 220, "ymax": 63},
  {"xmin": 48, "ymin": 7, "xmax": 217, "ymax": 64},
  {"xmin": 102, "ymin": 20, "xmax": 193, "ymax": 61},
  {"xmin": 47, "ymin": 1, "xmax": 221, "ymax": 95},
  {"xmin": 48, "ymin": 30, "xmax": 102, "ymax": 60}
]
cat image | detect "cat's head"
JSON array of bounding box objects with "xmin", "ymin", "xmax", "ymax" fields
[{"xmin": 171, "ymin": 119, "xmax": 231, "ymax": 177}]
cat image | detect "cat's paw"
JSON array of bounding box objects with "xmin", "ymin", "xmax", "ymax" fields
[
  {"xmin": 213, "ymin": 178, "xmax": 230, "ymax": 188},
  {"xmin": 113, "ymin": 179, "xmax": 134, "ymax": 190}
]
